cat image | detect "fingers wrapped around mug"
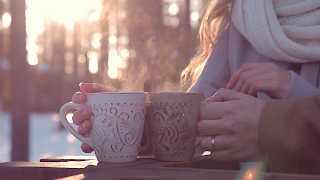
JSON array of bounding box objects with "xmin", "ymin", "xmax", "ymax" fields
[
  {"xmin": 200, "ymin": 136, "xmax": 238, "ymax": 161},
  {"xmin": 80, "ymin": 142, "xmax": 94, "ymax": 153},
  {"xmin": 76, "ymin": 119, "xmax": 92, "ymax": 136},
  {"xmin": 197, "ymin": 119, "xmax": 226, "ymax": 135},
  {"xmin": 201, "ymin": 133, "xmax": 257, "ymax": 162},
  {"xmin": 72, "ymin": 91, "xmax": 87, "ymax": 104},
  {"xmin": 76, "ymin": 120, "xmax": 94, "ymax": 153},
  {"xmin": 72, "ymin": 107, "xmax": 92, "ymax": 125},
  {"xmin": 197, "ymin": 116, "xmax": 246, "ymax": 161},
  {"xmin": 201, "ymin": 136, "xmax": 221, "ymax": 151},
  {"xmin": 72, "ymin": 82, "xmax": 118, "ymax": 154}
]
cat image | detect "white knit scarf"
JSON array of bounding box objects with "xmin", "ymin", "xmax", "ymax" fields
[{"xmin": 231, "ymin": 0, "xmax": 320, "ymax": 63}]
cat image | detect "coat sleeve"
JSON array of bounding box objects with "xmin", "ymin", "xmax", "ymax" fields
[
  {"xmin": 188, "ymin": 26, "xmax": 231, "ymax": 99},
  {"xmin": 259, "ymin": 95, "xmax": 320, "ymax": 174},
  {"xmin": 283, "ymin": 70, "xmax": 320, "ymax": 99}
]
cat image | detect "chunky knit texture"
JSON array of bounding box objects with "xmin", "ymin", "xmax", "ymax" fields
[{"xmin": 231, "ymin": 0, "xmax": 320, "ymax": 63}]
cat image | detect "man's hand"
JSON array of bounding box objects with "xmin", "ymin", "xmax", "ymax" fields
[{"xmin": 198, "ymin": 88, "xmax": 266, "ymax": 161}]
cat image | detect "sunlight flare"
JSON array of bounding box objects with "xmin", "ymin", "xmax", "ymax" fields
[
  {"xmin": 66, "ymin": 113, "xmax": 73, "ymax": 123},
  {"xmin": 2, "ymin": 13, "xmax": 11, "ymax": 28},
  {"xmin": 89, "ymin": 52, "xmax": 99, "ymax": 74},
  {"xmin": 24, "ymin": 0, "xmax": 103, "ymax": 66},
  {"xmin": 27, "ymin": 53, "xmax": 39, "ymax": 66}
]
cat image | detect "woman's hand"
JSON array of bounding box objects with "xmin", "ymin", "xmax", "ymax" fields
[
  {"xmin": 226, "ymin": 63, "xmax": 291, "ymax": 99},
  {"xmin": 71, "ymin": 82, "xmax": 119, "ymax": 153},
  {"xmin": 197, "ymin": 89, "xmax": 266, "ymax": 161}
]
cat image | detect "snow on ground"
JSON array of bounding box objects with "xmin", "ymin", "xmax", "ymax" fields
[{"xmin": 0, "ymin": 112, "xmax": 94, "ymax": 162}]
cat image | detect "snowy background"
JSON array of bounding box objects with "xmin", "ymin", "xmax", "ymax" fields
[{"xmin": 0, "ymin": 112, "xmax": 94, "ymax": 162}]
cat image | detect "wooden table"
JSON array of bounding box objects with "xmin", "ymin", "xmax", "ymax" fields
[{"xmin": 1, "ymin": 155, "xmax": 320, "ymax": 180}]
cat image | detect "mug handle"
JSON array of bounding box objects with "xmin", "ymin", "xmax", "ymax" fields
[
  {"xmin": 194, "ymin": 101, "xmax": 212, "ymax": 147},
  {"xmin": 195, "ymin": 135, "xmax": 207, "ymax": 147},
  {"xmin": 59, "ymin": 102, "xmax": 93, "ymax": 148}
]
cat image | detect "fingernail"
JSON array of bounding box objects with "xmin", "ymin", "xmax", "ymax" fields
[
  {"xmin": 205, "ymin": 97, "xmax": 213, "ymax": 102},
  {"xmin": 82, "ymin": 109, "xmax": 88, "ymax": 116},
  {"xmin": 82, "ymin": 122, "xmax": 86, "ymax": 129},
  {"xmin": 78, "ymin": 94, "xmax": 83, "ymax": 101}
]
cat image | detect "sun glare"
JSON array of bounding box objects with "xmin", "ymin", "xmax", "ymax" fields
[
  {"xmin": 14, "ymin": 0, "xmax": 199, "ymax": 78},
  {"xmin": 108, "ymin": 49, "xmax": 124, "ymax": 79},
  {"xmin": 66, "ymin": 113, "xmax": 73, "ymax": 123},
  {"xmin": 2, "ymin": 13, "xmax": 11, "ymax": 28},
  {"xmin": 26, "ymin": 0, "xmax": 101, "ymax": 26},
  {"xmin": 168, "ymin": 3, "xmax": 179, "ymax": 16},
  {"xmin": 24, "ymin": 0, "xmax": 102, "ymax": 66},
  {"xmin": 27, "ymin": 53, "xmax": 38, "ymax": 66},
  {"xmin": 88, "ymin": 52, "xmax": 99, "ymax": 74}
]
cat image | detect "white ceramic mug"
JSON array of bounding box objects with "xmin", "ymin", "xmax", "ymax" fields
[{"xmin": 59, "ymin": 92, "xmax": 146, "ymax": 163}]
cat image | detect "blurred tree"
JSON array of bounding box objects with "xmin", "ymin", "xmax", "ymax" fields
[
  {"xmin": 0, "ymin": 0, "xmax": 4, "ymax": 15},
  {"xmin": 0, "ymin": 0, "xmax": 3, "ymax": 56},
  {"xmin": 0, "ymin": 0, "xmax": 9, "ymax": 111},
  {"xmin": 175, "ymin": 0, "xmax": 191, "ymax": 84},
  {"xmin": 204, "ymin": 0, "xmax": 212, "ymax": 6},
  {"xmin": 124, "ymin": 0, "xmax": 163, "ymax": 92},
  {"xmin": 10, "ymin": 0, "xmax": 29, "ymax": 161},
  {"xmin": 82, "ymin": 30, "xmax": 93, "ymax": 84},
  {"xmin": 1, "ymin": 0, "xmax": 206, "ymax": 113},
  {"xmin": 97, "ymin": 0, "xmax": 112, "ymax": 85},
  {"xmin": 72, "ymin": 21, "xmax": 80, "ymax": 92},
  {"xmin": 0, "ymin": 0, "xmax": 10, "ymax": 59},
  {"xmin": 144, "ymin": 0, "xmax": 164, "ymax": 92},
  {"xmin": 52, "ymin": 23, "xmax": 67, "ymax": 108},
  {"xmin": 78, "ymin": 17, "xmax": 93, "ymax": 84}
]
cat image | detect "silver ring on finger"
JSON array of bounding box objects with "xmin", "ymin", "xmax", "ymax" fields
[{"xmin": 211, "ymin": 137, "xmax": 217, "ymax": 151}]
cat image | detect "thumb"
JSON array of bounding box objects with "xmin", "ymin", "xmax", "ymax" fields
[
  {"xmin": 206, "ymin": 88, "xmax": 250, "ymax": 102},
  {"xmin": 79, "ymin": 83, "xmax": 120, "ymax": 93}
]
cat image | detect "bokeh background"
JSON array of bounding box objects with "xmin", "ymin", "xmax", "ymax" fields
[{"xmin": 0, "ymin": 0, "xmax": 209, "ymax": 162}]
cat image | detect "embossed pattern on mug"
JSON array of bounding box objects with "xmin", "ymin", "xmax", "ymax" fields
[
  {"xmin": 147, "ymin": 99, "xmax": 199, "ymax": 160},
  {"xmin": 89, "ymin": 102, "xmax": 146, "ymax": 161}
]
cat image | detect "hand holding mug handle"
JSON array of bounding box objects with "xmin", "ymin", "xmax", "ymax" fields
[
  {"xmin": 194, "ymin": 101, "xmax": 213, "ymax": 147},
  {"xmin": 59, "ymin": 102, "xmax": 94, "ymax": 149}
]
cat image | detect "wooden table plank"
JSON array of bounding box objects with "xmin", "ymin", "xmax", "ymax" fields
[
  {"xmin": 0, "ymin": 161, "xmax": 96, "ymax": 168},
  {"xmin": 0, "ymin": 161, "xmax": 97, "ymax": 180},
  {"xmin": 58, "ymin": 168, "xmax": 234, "ymax": 180},
  {"xmin": 54, "ymin": 156, "xmax": 241, "ymax": 180},
  {"xmin": 2, "ymin": 156, "xmax": 320, "ymax": 180},
  {"xmin": 0, "ymin": 158, "xmax": 188, "ymax": 180},
  {"xmin": 58, "ymin": 167, "xmax": 320, "ymax": 180},
  {"xmin": 22, "ymin": 167, "xmax": 67, "ymax": 180},
  {"xmin": 0, "ymin": 166, "xmax": 23, "ymax": 180},
  {"xmin": 40, "ymin": 156, "xmax": 97, "ymax": 162},
  {"xmin": 41, "ymin": 156, "xmax": 208, "ymax": 171}
]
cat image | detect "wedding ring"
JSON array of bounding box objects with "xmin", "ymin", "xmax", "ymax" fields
[{"xmin": 211, "ymin": 138, "xmax": 217, "ymax": 151}]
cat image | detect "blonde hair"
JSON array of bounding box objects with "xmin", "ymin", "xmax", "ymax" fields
[{"xmin": 181, "ymin": 0, "xmax": 233, "ymax": 90}]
